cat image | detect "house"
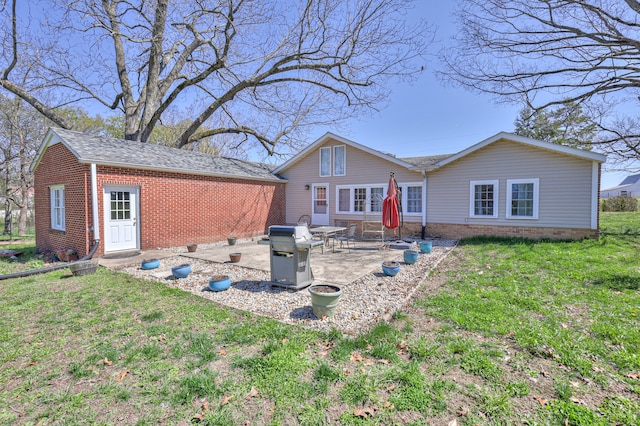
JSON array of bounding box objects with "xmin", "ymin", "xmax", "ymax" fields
[
  {"xmin": 31, "ymin": 128, "xmax": 605, "ymax": 259},
  {"xmin": 30, "ymin": 128, "xmax": 286, "ymax": 258},
  {"xmin": 600, "ymin": 174, "xmax": 640, "ymax": 198},
  {"xmin": 275, "ymin": 132, "xmax": 606, "ymax": 240}
]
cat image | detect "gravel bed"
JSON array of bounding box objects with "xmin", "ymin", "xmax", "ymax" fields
[{"xmin": 116, "ymin": 240, "xmax": 457, "ymax": 335}]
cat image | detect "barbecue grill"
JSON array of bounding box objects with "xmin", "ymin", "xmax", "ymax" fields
[{"xmin": 265, "ymin": 225, "xmax": 324, "ymax": 289}]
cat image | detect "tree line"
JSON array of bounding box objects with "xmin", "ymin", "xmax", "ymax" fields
[{"xmin": 3, "ymin": 1, "xmax": 640, "ymax": 234}]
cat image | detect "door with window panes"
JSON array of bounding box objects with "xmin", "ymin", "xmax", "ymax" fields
[
  {"xmin": 103, "ymin": 186, "xmax": 139, "ymax": 252},
  {"xmin": 311, "ymin": 184, "xmax": 329, "ymax": 225}
]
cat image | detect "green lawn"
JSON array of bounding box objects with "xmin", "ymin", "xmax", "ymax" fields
[{"xmin": 1, "ymin": 213, "xmax": 638, "ymax": 425}]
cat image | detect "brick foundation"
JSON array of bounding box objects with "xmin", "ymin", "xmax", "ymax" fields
[{"xmin": 424, "ymin": 223, "xmax": 598, "ymax": 240}]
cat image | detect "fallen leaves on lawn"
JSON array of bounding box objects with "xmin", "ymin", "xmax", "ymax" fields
[
  {"xmin": 353, "ymin": 406, "xmax": 377, "ymax": 418},
  {"xmin": 218, "ymin": 348, "xmax": 227, "ymax": 356},
  {"xmin": 350, "ymin": 351, "xmax": 374, "ymax": 365},
  {"xmin": 533, "ymin": 396, "xmax": 548, "ymax": 406},
  {"xmin": 99, "ymin": 358, "xmax": 113, "ymax": 366},
  {"xmin": 116, "ymin": 369, "xmax": 130, "ymax": 382},
  {"xmin": 192, "ymin": 400, "xmax": 213, "ymax": 422},
  {"xmin": 245, "ymin": 386, "xmax": 259, "ymax": 399},
  {"xmin": 221, "ymin": 394, "xmax": 234, "ymax": 406},
  {"xmin": 456, "ymin": 407, "xmax": 469, "ymax": 416},
  {"xmin": 626, "ymin": 372, "xmax": 640, "ymax": 380}
]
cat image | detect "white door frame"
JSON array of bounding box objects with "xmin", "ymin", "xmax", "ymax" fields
[
  {"xmin": 103, "ymin": 185, "xmax": 140, "ymax": 253},
  {"xmin": 311, "ymin": 183, "xmax": 330, "ymax": 226}
]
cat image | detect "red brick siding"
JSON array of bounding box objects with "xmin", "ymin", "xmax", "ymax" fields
[
  {"xmin": 96, "ymin": 166, "xmax": 285, "ymax": 256},
  {"xmin": 34, "ymin": 144, "xmax": 286, "ymax": 258},
  {"xmin": 34, "ymin": 143, "xmax": 92, "ymax": 256}
]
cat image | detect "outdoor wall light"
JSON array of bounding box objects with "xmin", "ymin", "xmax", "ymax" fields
[{"xmin": 304, "ymin": 184, "xmax": 310, "ymax": 190}]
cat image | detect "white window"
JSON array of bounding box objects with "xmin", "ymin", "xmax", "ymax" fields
[
  {"xmin": 507, "ymin": 179, "xmax": 539, "ymax": 219},
  {"xmin": 370, "ymin": 187, "xmax": 384, "ymax": 213},
  {"xmin": 320, "ymin": 147, "xmax": 331, "ymax": 177},
  {"xmin": 334, "ymin": 145, "xmax": 346, "ymax": 176},
  {"xmin": 335, "ymin": 185, "xmax": 385, "ymax": 214},
  {"xmin": 50, "ymin": 185, "xmax": 65, "ymax": 231},
  {"xmin": 406, "ymin": 186, "xmax": 422, "ymax": 213},
  {"xmin": 338, "ymin": 188, "xmax": 350, "ymax": 212},
  {"xmin": 354, "ymin": 188, "xmax": 366, "ymax": 212},
  {"xmin": 335, "ymin": 184, "xmax": 422, "ymax": 215},
  {"xmin": 470, "ymin": 180, "xmax": 498, "ymax": 218}
]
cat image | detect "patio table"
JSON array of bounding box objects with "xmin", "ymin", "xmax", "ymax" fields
[{"xmin": 309, "ymin": 226, "xmax": 347, "ymax": 253}]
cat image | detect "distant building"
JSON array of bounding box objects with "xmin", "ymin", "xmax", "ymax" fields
[{"xmin": 600, "ymin": 174, "xmax": 640, "ymax": 198}]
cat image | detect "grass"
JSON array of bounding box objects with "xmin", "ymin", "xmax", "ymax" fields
[{"xmin": 0, "ymin": 213, "xmax": 639, "ymax": 424}]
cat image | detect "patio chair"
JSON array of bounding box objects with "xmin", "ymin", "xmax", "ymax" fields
[
  {"xmin": 297, "ymin": 214, "xmax": 312, "ymax": 226},
  {"xmin": 334, "ymin": 223, "xmax": 357, "ymax": 252}
]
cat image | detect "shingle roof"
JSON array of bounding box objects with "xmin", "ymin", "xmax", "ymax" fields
[
  {"xmin": 46, "ymin": 128, "xmax": 284, "ymax": 182},
  {"xmin": 398, "ymin": 154, "xmax": 455, "ymax": 169},
  {"xmin": 619, "ymin": 173, "xmax": 640, "ymax": 186}
]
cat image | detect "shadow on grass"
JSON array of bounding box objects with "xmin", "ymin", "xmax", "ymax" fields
[{"xmin": 592, "ymin": 274, "xmax": 640, "ymax": 291}]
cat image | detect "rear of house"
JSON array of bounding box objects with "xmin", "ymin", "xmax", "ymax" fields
[
  {"xmin": 276, "ymin": 132, "xmax": 605, "ymax": 241},
  {"xmin": 275, "ymin": 133, "xmax": 427, "ymax": 239},
  {"xmin": 32, "ymin": 128, "xmax": 605, "ymax": 258}
]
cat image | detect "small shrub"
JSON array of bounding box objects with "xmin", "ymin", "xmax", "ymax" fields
[{"xmin": 601, "ymin": 196, "xmax": 638, "ymax": 212}]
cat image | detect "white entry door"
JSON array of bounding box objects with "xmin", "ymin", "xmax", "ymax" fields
[
  {"xmin": 104, "ymin": 186, "xmax": 139, "ymax": 252},
  {"xmin": 311, "ymin": 183, "xmax": 329, "ymax": 225}
]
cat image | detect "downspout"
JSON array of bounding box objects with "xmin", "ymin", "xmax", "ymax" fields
[
  {"xmin": 421, "ymin": 171, "xmax": 427, "ymax": 240},
  {"xmin": 91, "ymin": 163, "xmax": 101, "ymax": 242}
]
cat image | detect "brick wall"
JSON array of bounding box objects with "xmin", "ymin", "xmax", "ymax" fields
[
  {"xmin": 425, "ymin": 223, "xmax": 598, "ymax": 240},
  {"xmin": 34, "ymin": 143, "xmax": 92, "ymax": 257},
  {"xmin": 97, "ymin": 166, "xmax": 286, "ymax": 256},
  {"xmin": 34, "ymin": 144, "xmax": 286, "ymax": 258}
]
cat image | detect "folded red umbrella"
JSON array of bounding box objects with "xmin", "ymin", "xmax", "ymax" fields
[{"xmin": 382, "ymin": 175, "xmax": 400, "ymax": 232}]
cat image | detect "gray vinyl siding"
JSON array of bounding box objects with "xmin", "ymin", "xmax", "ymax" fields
[
  {"xmin": 278, "ymin": 138, "xmax": 423, "ymax": 225},
  {"xmin": 426, "ymin": 139, "xmax": 596, "ymax": 229}
]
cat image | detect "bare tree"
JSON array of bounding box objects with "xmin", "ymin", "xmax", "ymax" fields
[
  {"xmin": 0, "ymin": 94, "xmax": 45, "ymax": 235},
  {"xmin": 0, "ymin": 0, "xmax": 430, "ymax": 156},
  {"xmin": 438, "ymin": 0, "xmax": 640, "ymax": 166}
]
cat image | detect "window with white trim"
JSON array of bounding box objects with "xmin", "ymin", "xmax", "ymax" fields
[
  {"xmin": 354, "ymin": 188, "xmax": 366, "ymax": 212},
  {"xmin": 335, "ymin": 185, "xmax": 386, "ymax": 213},
  {"xmin": 334, "ymin": 145, "xmax": 345, "ymax": 176},
  {"xmin": 406, "ymin": 186, "xmax": 422, "ymax": 213},
  {"xmin": 336, "ymin": 184, "xmax": 423, "ymax": 215},
  {"xmin": 507, "ymin": 178, "xmax": 539, "ymax": 219},
  {"xmin": 320, "ymin": 147, "xmax": 331, "ymax": 176},
  {"xmin": 50, "ymin": 185, "xmax": 65, "ymax": 231},
  {"xmin": 470, "ymin": 180, "xmax": 498, "ymax": 218},
  {"xmin": 370, "ymin": 187, "xmax": 383, "ymax": 213},
  {"xmin": 338, "ymin": 188, "xmax": 350, "ymax": 212}
]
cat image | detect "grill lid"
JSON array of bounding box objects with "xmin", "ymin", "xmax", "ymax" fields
[{"xmin": 268, "ymin": 225, "xmax": 312, "ymax": 241}]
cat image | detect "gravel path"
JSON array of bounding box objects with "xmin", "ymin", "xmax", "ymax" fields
[{"xmin": 117, "ymin": 240, "xmax": 457, "ymax": 335}]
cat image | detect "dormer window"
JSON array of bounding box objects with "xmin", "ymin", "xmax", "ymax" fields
[
  {"xmin": 320, "ymin": 147, "xmax": 331, "ymax": 176},
  {"xmin": 319, "ymin": 145, "xmax": 346, "ymax": 176},
  {"xmin": 334, "ymin": 145, "xmax": 345, "ymax": 176}
]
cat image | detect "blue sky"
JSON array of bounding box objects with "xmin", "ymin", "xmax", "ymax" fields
[{"xmin": 310, "ymin": 1, "xmax": 626, "ymax": 190}]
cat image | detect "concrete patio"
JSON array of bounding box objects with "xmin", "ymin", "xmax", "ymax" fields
[{"xmin": 99, "ymin": 238, "xmax": 415, "ymax": 285}]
